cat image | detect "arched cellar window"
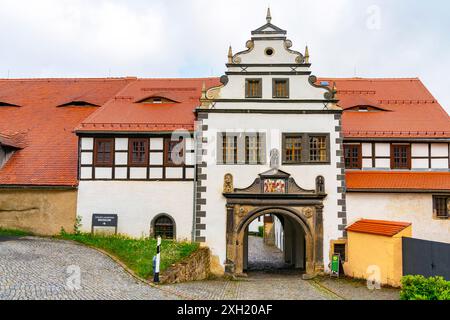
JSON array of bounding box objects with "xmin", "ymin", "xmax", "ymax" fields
[{"xmin": 153, "ymin": 214, "xmax": 176, "ymax": 240}]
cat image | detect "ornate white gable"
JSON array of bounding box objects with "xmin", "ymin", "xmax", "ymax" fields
[{"xmin": 201, "ymin": 9, "xmax": 339, "ymax": 110}]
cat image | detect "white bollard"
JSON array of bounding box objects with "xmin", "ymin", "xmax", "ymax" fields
[{"xmin": 154, "ymin": 236, "xmax": 162, "ymax": 283}]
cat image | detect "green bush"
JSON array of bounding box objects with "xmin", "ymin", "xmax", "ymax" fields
[
  {"xmin": 401, "ymin": 275, "xmax": 450, "ymax": 300},
  {"xmin": 258, "ymin": 226, "xmax": 264, "ymax": 238}
]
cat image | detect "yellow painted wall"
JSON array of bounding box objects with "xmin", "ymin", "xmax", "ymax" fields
[
  {"xmin": 0, "ymin": 188, "xmax": 77, "ymax": 235},
  {"xmin": 344, "ymin": 226, "xmax": 412, "ymax": 288}
]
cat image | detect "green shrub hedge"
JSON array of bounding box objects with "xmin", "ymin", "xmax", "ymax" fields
[{"xmin": 401, "ymin": 275, "xmax": 450, "ymax": 300}]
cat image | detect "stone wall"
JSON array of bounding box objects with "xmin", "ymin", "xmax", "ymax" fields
[
  {"xmin": 159, "ymin": 247, "xmax": 211, "ymax": 284},
  {"xmin": 0, "ymin": 188, "xmax": 77, "ymax": 235}
]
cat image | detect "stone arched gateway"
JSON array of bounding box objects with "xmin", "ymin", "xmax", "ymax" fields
[{"xmin": 223, "ymin": 169, "xmax": 326, "ymax": 276}]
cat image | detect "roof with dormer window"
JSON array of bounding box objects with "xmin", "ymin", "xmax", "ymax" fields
[
  {"xmin": 76, "ymin": 78, "xmax": 220, "ymax": 133},
  {"xmin": 320, "ymin": 78, "xmax": 450, "ymax": 138}
]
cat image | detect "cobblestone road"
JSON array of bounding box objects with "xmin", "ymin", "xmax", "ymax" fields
[
  {"xmin": 0, "ymin": 237, "xmax": 179, "ymax": 300},
  {"xmin": 248, "ymin": 236, "xmax": 290, "ymax": 271},
  {"xmin": 0, "ymin": 237, "xmax": 399, "ymax": 300}
]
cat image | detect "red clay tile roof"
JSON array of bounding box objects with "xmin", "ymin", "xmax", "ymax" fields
[
  {"xmin": 0, "ymin": 76, "xmax": 448, "ymax": 187},
  {"xmin": 0, "ymin": 78, "xmax": 133, "ymax": 186},
  {"xmin": 347, "ymin": 219, "xmax": 411, "ymax": 237},
  {"xmin": 320, "ymin": 78, "xmax": 450, "ymax": 138},
  {"xmin": 346, "ymin": 171, "xmax": 450, "ymax": 191},
  {"xmin": 76, "ymin": 78, "xmax": 221, "ymax": 133}
]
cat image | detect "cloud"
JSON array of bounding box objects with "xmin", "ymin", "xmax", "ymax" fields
[{"xmin": 0, "ymin": 0, "xmax": 448, "ymax": 112}]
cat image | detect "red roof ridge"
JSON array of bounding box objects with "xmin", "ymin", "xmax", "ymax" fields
[
  {"xmin": 358, "ymin": 219, "xmax": 411, "ymax": 227},
  {"xmin": 320, "ymin": 77, "xmax": 420, "ymax": 82},
  {"xmin": 0, "ymin": 77, "xmax": 137, "ymax": 82},
  {"xmin": 136, "ymin": 77, "xmax": 220, "ymax": 81}
]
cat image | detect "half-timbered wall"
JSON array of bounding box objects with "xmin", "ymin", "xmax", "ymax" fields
[
  {"xmin": 79, "ymin": 136, "xmax": 195, "ymax": 181},
  {"xmin": 350, "ymin": 142, "xmax": 450, "ymax": 170}
]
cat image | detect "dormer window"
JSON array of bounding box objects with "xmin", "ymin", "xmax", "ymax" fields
[
  {"xmin": 0, "ymin": 145, "xmax": 15, "ymax": 169},
  {"xmin": 273, "ymin": 79, "xmax": 289, "ymax": 98},
  {"xmin": 57, "ymin": 101, "xmax": 100, "ymax": 108},
  {"xmin": 0, "ymin": 102, "xmax": 20, "ymax": 107},
  {"xmin": 245, "ymin": 79, "xmax": 262, "ymax": 98},
  {"xmin": 137, "ymin": 96, "xmax": 178, "ymax": 104}
]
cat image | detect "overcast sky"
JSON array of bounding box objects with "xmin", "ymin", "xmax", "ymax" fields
[{"xmin": 1, "ymin": 0, "xmax": 449, "ymax": 112}]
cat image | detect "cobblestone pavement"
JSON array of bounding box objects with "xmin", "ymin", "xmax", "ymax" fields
[
  {"xmin": 0, "ymin": 237, "xmax": 179, "ymax": 300},
  {"xmin": 314, "ymin": 276, "xmax": 400, "ymax": 300},
  {"xmin": 248, "ymin": 236, "xmax": 290, "ymax": 271},
  {"xmin": 0, "ymin": 236, "xmax": 399, "ymax": 300},
  {"xmin": 166, "ymin": 274, "xmax": 340, "ymax": 300}
]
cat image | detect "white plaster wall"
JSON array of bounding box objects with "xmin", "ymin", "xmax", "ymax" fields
[
  {"xmin": 237, "ymin": 39, "xmax": 300, "ymax": 65},
  {"xmin": 412, "ymin": 159, "xmax": 429, "ymax": 169},
  {"xmin": 77, "ymin": 181, "xmax": 194, "ymax": 240},
  {"xmin": 81, "ymin": 137, "xmax": 93, "ymax": 150},
  {"xmin": 362, "ymin": 143, "xmax": 372, "ymax": 157},
  {"xmin": 274, "ymin": 216, "xmax": 284, "ymax": 252},
  {"xmin": 412, "ymin": 143, "xmax": 428, "ymax": 157},
  {"xmin": 431, "ymin": 143, "xmax": 449, "ymax": 157},
  {"xmin": 347, "ymin": 193, "xmax": 450, "ymax": 244},
  {"xmin": 375, "ymin": 143, "xmax": 390, "ymax": 157},
  {"xmin": 202, "ymin": 112, "xmax": 342, "ymax": 271},
  {"xmin": 431, "ymin": 159, "xmax": 448, "ymax": 169}
]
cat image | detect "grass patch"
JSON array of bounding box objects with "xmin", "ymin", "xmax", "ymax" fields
[
  {"xmin": 0, "ymin": 228, "xmax": 32, "ymax": 237},
  {"xmin": 58, "ymin": 232, "xmax": 199, "ymax": 279}
]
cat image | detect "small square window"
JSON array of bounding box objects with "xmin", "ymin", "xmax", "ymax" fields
[
  {"xmin": 273, "ymin": 79, "xmax": 289, "ymax": 98},
  {"xmin": 309, "ymin": 136, "xmax": 328, "ymax": 162},
  {"xmin": 391, "ymin": 144, "xmax": 411, "ymax": 169},
  {"xmin": 94, "ymin": 138, "xmax": 114, "ymax": 166},
  {"xmin": 344, "ymin": 144, "xmax": 362, "ymax": 169},
  {"xmin": 433, "ymin": 196, "xmax": 449, "ymax": 219},
  {"xmin": 245, "ymin": 79, "xmax": 262, "ymax": 98},
  {"xmin": 283, "ymin": 135, "xmax": 302, "ymax": 164},
  {"xmin": 128, "ymin": 138, "xmax": 148, "ymax": 166}
]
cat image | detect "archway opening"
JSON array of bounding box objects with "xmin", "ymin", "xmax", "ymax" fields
[{"xmin": 243, "ymin": 212, "xmax": 307, "ymax": 274}]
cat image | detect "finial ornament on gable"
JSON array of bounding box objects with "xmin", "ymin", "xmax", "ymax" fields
[
  {"xmin": 305, "ymin": 46, "xmax": 310, "ymax": 64},
  {"xmin": 201, "ymin": 81, "xmax": 207, "ymax": 100},
  {"xmin": 266, "ymin": 7, "xmax": 272, "ymax": 23},
  {"xmin": 228, "ymin": 46, "xmax": 233, "ymax": 64}
]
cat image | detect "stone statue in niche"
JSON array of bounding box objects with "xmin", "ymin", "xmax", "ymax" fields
[
  {"xmin": 223, "ymin": 173, "xmax": 234, "ymax": 193},
  {"xmin": 316, "ymin": 176, "xmax": 325, "ymax": 194},
  {"xmin": 270, "ymin": 149, "xmax": 280, "ymax": 169}
]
